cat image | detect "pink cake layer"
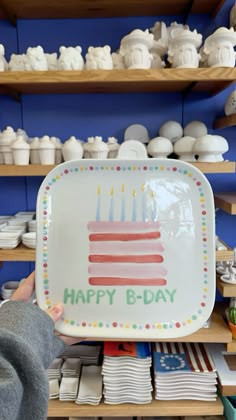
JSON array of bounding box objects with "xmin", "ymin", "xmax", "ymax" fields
[
  {"xmin": 89, "ymin": 240, "xmax": 164, "ymax": 253},
  {"xmin": 89, "ymin": 277, "xmax": 167, "ymax": 286}
]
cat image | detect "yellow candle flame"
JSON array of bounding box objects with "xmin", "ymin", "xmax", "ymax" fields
[
  {"xmin": 121, "ymin": 184, "xmax": 125, "ymax": 193},
  {"xmin": 97, "ymin": 185, "xmax": 101, "ymax": 195},
  {"xmin": 151, "ymin": 190, "xmax": 155, "ymax": 198},
  {"xmin": 133, "ymin": 189, "xmax": 136, "ymax": 197},
  {"xmin": 110, "ymin": 187, "xmax": 114, "ymax": 196},
  {"xmin": 142, "ymin": 183, "xmax": 145, "ymax": 192}
]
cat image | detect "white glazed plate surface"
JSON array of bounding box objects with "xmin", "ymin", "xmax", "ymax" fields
[
  {"xmin": 220, "ymin": 274, "xmax": 236, "ymax": 285},
  {"xmin": 35, "ymin": 159, "xmax": 215, "ymax": 339}
]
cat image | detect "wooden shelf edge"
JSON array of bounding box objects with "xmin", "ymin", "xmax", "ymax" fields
[
  {"xmin": 216, "ymin": 239, "xmax": 233, "ymax": 262},
  {"xmin": 218, "ymin": 383, "xmax": 236, "ymax": 397},
  {"xmin": 225, "ymin": 339, "xmax": 236, "ymax": 352},
  {"xmin": 0, "ymin": 161, "xmax": 235, "ymax": 177},
  {"xmin": 0, "ymin": 243, "xmax": 35, "ymax": 261},
  {"xmin": 48, "ymin": 396, "xmax": 223, "ymax": 417},
  {"xmin": 217, "ymin": 275, "xmax": 236, "ymax": 298},
  {"xmin": 214, "ymin": 114, "xmax": 236, "ymax": 129},
  {"xmin": 214, "ymin": 193, "xmax": 236, "ymax": 215}
]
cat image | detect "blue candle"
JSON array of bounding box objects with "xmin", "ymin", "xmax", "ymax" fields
[
  {"xmin": 109, "ymin": 187, "xmax": 114, "ymax": 221},
  {"xmin": 142, "ymin": 183, "xmax": 146, "ymax": 222},
  {"xmin": 132, "ymin": 189, "xmax": 137, "ymax": 222},
  {"xmin": 96, "ymin": 185, "xmax": 101, "ymax": 221},
  {"xmin": 121, "ymin": 183, "xmax": 125, "ymax": 221}
]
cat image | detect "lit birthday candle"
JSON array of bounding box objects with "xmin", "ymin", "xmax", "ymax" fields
[
  {"xmin": 141, "ymin": 183, "xmax": 146, "ymax": 222},
  {"xmin": 96, "ymin": 185, "xmax": 101, "ymax": 221},
  {"xmin": 109, "ymin": 187, "xmax": 114, "ymax": 221},
  {"xmin": 121, "ymin": 183, "xmax": 125, "ymax": 221},
  {"xmin": 132, "ymin": 189, "xmax": 137, "ymax": 222}
]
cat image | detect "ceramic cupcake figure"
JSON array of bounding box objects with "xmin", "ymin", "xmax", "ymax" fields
[
  {"xmin": 89, "ymin": 136, "xmax": 109, "ymax": 159},
  {"xmin": 51, "ymin": 137, "xmax": 63, "ymax": 164},
  {"xmin": 0, "ymin": 126, "xmax": 17, "ymax": 164},
  {"xmin": 83, "ymin": 137, "xmax": 95, "ymax": 158},
  {"xmin": 30, "ymin": 137, "xmax": 41, "ymax": 164},
  {"xmin": 11, "ymin": 135, "xmax": 30, "ymax": 165},
  {"xmin": 107, "ymin": 137, "xmax": 120, "ymax": 158},
  {"xmin": 39, "ymin": 135, "xmax": 56, "ymax": 164},
  {"xmin": 62, "ymin": 136, "xmax": 83, "ymax": 161}
]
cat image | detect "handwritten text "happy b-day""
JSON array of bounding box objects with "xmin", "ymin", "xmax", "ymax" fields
[{"xmin": 63, "ymin": 288, "xmax": 177, "ymax": 305}]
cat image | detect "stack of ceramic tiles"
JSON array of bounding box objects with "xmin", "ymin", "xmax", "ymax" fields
[
  {"xmin": 75, "ymin": 365, "xmax": 103, "ymax": 405},
  {"xmin": 60, "ymin": 343, "xmax": 102, "ymax": 365},
  {"xmin": 102, "ymin": 342, "xmax": 152, "ymax": 404},
  {"xmin": 153, "ymin": 342, "xmax": 217, "ymax": 401},
  {"xmin": 59, "ymin": 358, "xmax": 81, "ymax": 401},
  {"xmin": 47, "ymin": 358, "xmax": 63, "ymax": 399}
]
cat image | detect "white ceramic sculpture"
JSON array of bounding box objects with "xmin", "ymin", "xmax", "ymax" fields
[
  {"xmin": 173, "ymin": 136, "xmax": 196, "ymax": 161},
  {"xmin": 147, "ymin": 136, "xmax": 173, "ymax": 158},
  {"xmin": 11, "ymin": 135, "xmax": 30, "ymax": 165},
  {"xmin": 25, "ymin": 46, "xmax": 48, "ymax": 71},
  {"xmin": 85, "ymin": 46, "xmax": 113, "ymax": 70},
  {"xmin": 224, "ymin": 89, "xmax": 236, "ymax": 115},
  {"xmin": 58, "ymin": 46, "xmax": 84, "ymax": 70},
  {"xmin": 0, "ymin": 126, "xmax": 17, "ymax": 164},
  {"xmin": 107, "ymin": 137, "xmax": 120, "ymax": 158},
  {"xmin": 8, "ymin": 54, "xmax": 26, "ymax": 71},
  {"xmin": 50, "ymin": 137, "xmax": 63, "ymax": 163},
  {"xmin": 45, "ymin": 53, "xmax": 58, "ymax": 70},
  {"xmin": 150, "ymin": 21, "xmax": 168, "ymax": 62},
  {"xmin": 150, "ymin": 41, "xmax": 166, "ymax": 68},
  {"xmin": 111, "ymin": 51, "xmax": 125, "ymax": 69},
  {"xmin": 89, "ymin": 136, "xmax": 109, "ymax": 158},
  {"xmin": 184, "ymin": 121, "xmax": 208, "ymax": 138},
  {"xmin": 62, "ymin": 136, "xmax": 83, "ymax": 161},
  {"xmin": 30, "ymin": 137, "xmax": 41, "ymax": 164},
  {"xmin": 167, "ymin": 22, "xmax": 190, "ymax": 42},
  {"xmin": 193, "ymin": 134, "xmax": 229, "ymax": 162},
  {"xmin": 83, "ymin": 137, "xmax": 94, "ymax": 158},
  {"xmin": 159, "ymin": 120, "xmax": 183, "ymax": 143},
  {"xmin": 120, "ymin": 29, "xmax": 154, "ymax": 69},
  {"xmin": 168, "ymin": 29, "xmax": 202, "ymax": 68},
  {"xmin": 39, "ymin": 135, "xmax": 56, "ymax": 164},
  {"xmin": 0, "ymin": 44, "xmax": 8, "ymax": 71},
  {"xmin": 203, "ymin": 27, "xmax": 236, "ymax": 67}
]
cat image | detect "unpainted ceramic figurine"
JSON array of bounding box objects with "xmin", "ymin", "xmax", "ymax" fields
[
  {"xmin": 203, "ymin": 27, "xmax": 236, "ymax": 68},
  {"xmin": 168, "ymin": 29, "xmax": 202, "ymax": 68},
  {"xmin": 119, "ymin": 29, "xmax": 154, "ymax": 69},
  {"xmin": 0, "ymin": 44, "xmax": 8, "ymax": 71},
  {"xmin": 85, "ymin": 46, "xmax": 113, "ymax": 70},
  {"xmin": 8, "ymin": 54, "xmax": 27, "ymax": 71},
  {"xmin": 111, "ymin": 51, "xmax": 125, "ymax": 69},
  {"xmin": 58, "ymin": 46, "xmax": 84, "ymax": 70},
  {"xmin": 25, "ymin": 46, "xmax": 48, "ymax": 71},
  {"xmin": 45, "ymin": 53, "xmax": 58, "ymax": 70}
]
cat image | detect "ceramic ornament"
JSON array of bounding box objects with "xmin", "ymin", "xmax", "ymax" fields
[
  {"xmin": 51, "ymin": 137, "xmax": 63, "ymax": 164},
  {"xmin": 45, "ymin": 53, "xmax": 58, "ymax": 70},
  {"xmin": 168, "ymin": 29, "xmax": 202, "ymax": 68},
  {"xmin": 30, "ymin": 137, "xmax": 41, "ymax": 164},
  {"xmin": 0, "ymin": 44, "xmax": 8, "ymax": 71},
  {"xmin": 167, "ymin": 22, "xmax": 190, "ymax": 42},
  {"xmin": 203, "ymin": 27, "xmax": 236, "ymax": 68},
  {"xmin": 8, "ymin": 54, "xmax": 27, "ymax": 71},
  {"xmin": 147, "ymin": 136, "xmax": 173, "ymax": 158},
  {"xmin": 193, "ymin": 134, "xmax": 229, "ymax": 162},
  {"xmin": 159, "ymin": 120, "xmax": 183, "ymax": 143},
  {"xmin": 85, "ymin": 46, "xmax": 113, "ymax": 70},
  {"xmin": 11, "ymin": 135, "xmax": 30, "ymax": 165},
  {"xmin": 83, "ymin": 137, "xmax": 95, "ymax": 158},
  {"xmin": 111, "ymin": 51, "xmax": 125, "ymax": 69},
  {"xmin": 184, "ymin": 121, "xmax": 208, "ymax": 138},
  {"xmin": 150, "ymin": 21, "xmax": 168, "ymax": 67},
  {"xmin": 224, "ymin": 89, "xmax": 236, "ymax": 116},
  {"xmin": 89, "ymin": 136, "xmax": 109, "ymax": 159},
  {"xmin": 117, "ymin": 139, "xmax": 148, "ymax": 159},
  {"xmin": 58, "ymin": 46, "xmax": 84, "ymax": 70},
  {"xmin": 124, "ymin": 124, "xmax": 150, "ymax": 143},
  {"xmin": 0, "ymin": 126, "xmax": 17, "ymax": 164},
  {"xmin": 62, "ymin": 136, "xmax": 84, "ymax": 161},
  {"xmin": 120, "ymin": 29, "xmax": 154, "ymax": 69},
  {"xmin": 173, "ymin": 136, "xmax": 196, "ymax": 161},
  {"xmin": 25, "ymin": 46, "xmax": 48, "ymax": 71},
  {"xmin": 39, "ymin": 135, "xmax": 56, "ymax": 164},
  {"xmin": 107, "ymin": 137, "xmax": 120, "ymax": 158}
]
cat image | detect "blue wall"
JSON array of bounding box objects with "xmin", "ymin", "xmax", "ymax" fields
[{"xmin": 0, "ymin": 0, "xmax": 235, "ymax": 291}]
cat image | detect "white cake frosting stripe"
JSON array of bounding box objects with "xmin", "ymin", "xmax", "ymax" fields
[
  {"xmin": 88, "ymin": 263, "xmax": 167, "ymax": 277},
  {"xmin": 89, "ymin": 240, "xmax": 164, "ymax": 254}
]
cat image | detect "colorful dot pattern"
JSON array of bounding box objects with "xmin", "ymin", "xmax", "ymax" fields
[{"xmin": 40, "ymin": 163, "xmax": 211, "ymax": 332}]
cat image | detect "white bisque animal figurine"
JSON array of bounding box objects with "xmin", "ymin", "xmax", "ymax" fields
[
  {"xmin": 45, "ymin": 53, "xmax": 58, "ymax": 70},
  {"xmin": 25, "ymin": 46, "xmax": 48, "ymax": 71},
  {"xmin": 0, "ymin": 44, "xmax": 8, "ymax": 71},
  {"xmin": 85, "ymin": 45, "xmax": 113, "ymax": 69},
  {"xmin": 58, "ymin": 46, "xmax": 84, "ymax": 70},
  {"xmin": 8, "ymin": 54, "xmax": 26, "ymax": 71}
]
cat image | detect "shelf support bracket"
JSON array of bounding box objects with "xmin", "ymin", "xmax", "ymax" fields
[{"xmin": 0, "ymin": 85, "xmax": 21, "ymax": 102}]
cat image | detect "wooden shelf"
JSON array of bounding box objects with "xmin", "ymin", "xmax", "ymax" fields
[
  {"xmin": 0, "ymin": 243, "xmax": 35, "ymax": 261},
  {"xmin": 225, "ymin": 339, "xmax": 236, "ymax": 352},
  {"xmin": 217, "ymin": 275, "xmax": 236, "ymax": 298},
  {"xmin": 48, "ymin": 396, "xmax": 223, "ymax": 417},
  {"xmin": 218, "ymin": 383, "xmax": 236, "ymax": 397},
  {"xmin": 214, "ymin": 113, "xmax": 236, "ymax": 129},
  {"xmin": 0, "ymin": 161, "xmax": 235, "ymax": 177},
  {"xmin": 216, "ymin": 240, "xmax": 234, "ymax": 262},
  {"xmin": 214, "ymin": 193, "xmax": 236, "ymax": 215},
  {"xmin": 0, "ymin": 69, "xmax": 235, "ymax": 96},
  {"xmin": 0, "ymin": 0, "xmax": 225, "ymax": 21}
]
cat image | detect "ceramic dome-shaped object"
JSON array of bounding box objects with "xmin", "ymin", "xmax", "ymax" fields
[
  {"xmin": 51, "ymin": 136, "xmax": 63, "ymax": 164},
  {"xmin": 11, "ymin": 135, "xmax": 30, "ymax": 165},
  {"xmin": 174, "ymin": 136, "xmax": 196, "ymax": 161},
  {"xmin": 183, "ymin": 121, "xmax": 208, "ymax": 138},
  {"xmin": 224, "ymin": 89, "xmax": 236, "ymax": 116},
  {"xmin": 147, "ymin": 136, "xmax": 173, "ymax": 158},
  {"xmin": 159, "ymin": 120, "xmax": 183, "ymax": 143},
  {"xmin": 62, "ymin": 136, "xmax": 83, "ymax": 161},
  {"xmin": 39, "ymin": 135, "xmax": 56, "ymax": 164},
  {"xmin": 193, "ymin": 134, "xmax": 229, "ymax": 162}
]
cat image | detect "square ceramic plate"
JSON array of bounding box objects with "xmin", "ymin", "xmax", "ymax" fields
[{"xmin": 35, "ymin": 159, "xmax": 215, "ymax": 339}]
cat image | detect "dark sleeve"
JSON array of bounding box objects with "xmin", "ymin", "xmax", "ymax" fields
[{"xmin": 0, "ymin": 301, "xmax": 66, "ymax": 420}]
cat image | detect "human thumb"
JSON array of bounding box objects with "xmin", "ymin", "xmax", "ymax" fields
[{"xmin": 46, "ymin": 303, "xmax": 64, "ymax": 323}]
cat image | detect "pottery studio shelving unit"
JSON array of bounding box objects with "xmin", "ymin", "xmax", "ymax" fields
[{"xmin": 0, "ymin": 0, "xmax": 236, "ymax": 418}]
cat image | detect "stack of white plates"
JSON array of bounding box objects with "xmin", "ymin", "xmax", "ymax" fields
[
  {"xmin": 0, "ymin": 232, "xmax": 22, "ymax": 249},
  {"xmin": 15, "ymin": 211, "xmax": 36, "ymax": 220},
  {"xmin": 21, "ymin": 232, "xmax": 36, "ymax": 248},
  {"xmin": 75, "ymin": 365, "xmax": 103, "ymax": 405},
  {"xmin": 28, "ymin": 220, "xmax": 37, "ymax": 232}
]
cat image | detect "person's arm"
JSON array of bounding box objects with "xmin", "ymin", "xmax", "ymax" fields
[
  {"xmin": 0, "ymin": 300, "xmax": 66, "ymax": 420},
  {"xmin": 0, "ymin": 272, "xmax": 83, "ymax": 420}
]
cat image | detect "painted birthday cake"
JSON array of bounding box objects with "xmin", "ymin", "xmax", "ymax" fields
[{"xmin": 87, "ymin": 184, "xmax": 167, "ymax": 287}]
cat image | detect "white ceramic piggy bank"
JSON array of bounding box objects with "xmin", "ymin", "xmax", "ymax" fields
[
  {"xmin": 58, "ymin": 46, "xmax": 84, "ymax": 70},
  {"xmin": 85, "ymin": 45, "xmax": 113, "ymax": 70}
]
